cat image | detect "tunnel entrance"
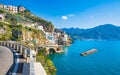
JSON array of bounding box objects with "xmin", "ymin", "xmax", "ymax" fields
[{"xmin": 49, "ymin": 48, "xmax": 55, "ymax": 54}]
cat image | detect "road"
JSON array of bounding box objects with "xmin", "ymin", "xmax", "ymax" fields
[
  {"xmin": 0, "ymin": 46, "xmax": 25, "ymax": 75},
  {"xmin": 0, "ymin": 46, "xmax": 13, "ymax": 75}
]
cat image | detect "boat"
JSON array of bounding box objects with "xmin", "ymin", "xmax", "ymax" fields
[{"xmin": 80, "ymin": 49, "xmax": 97, "ymax": 56}]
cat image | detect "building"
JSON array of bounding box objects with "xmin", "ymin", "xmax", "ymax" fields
[
  {"xmin": 18, "ymin": 6, "xmax": 26, "ymax": 12},
  {"xmin": 12, "ymin": 6, "xmax": 18, "ymax": 13},
  {"xmin": 37, "ymin": 25, "xmax": 45, "ymax": 33},
  {"xmin": 0, "ymin": 4, "xmax": 26, "ymax": 13},
  {"xmin": 3, "ymin": 5, "xmax": 18, "ymax": 13},
  {"xmin": 0, "ymin": 28, "xmax": 5, "ymax": 34},
  {"xmin": 23, "ymin": 22, "xmax": 36, "ymax": 28},
  {"xmin": 0, "ymin": 4, "xmax": 3, "ymax": 8},
  {"xmin": 3, "ymin": 5, "xmax": 7, "ymax": 10},
  {"xmin": 62, "ymin": 34, "xmax": 68, "ymax": 41},
  {"xmin": 38, "ymin": 26, "xmax": 44, "ymax": 31},
  {"xmin": 45, "ymin": 32, "xmax": 56, "ymax": 44},
  {"xmin": 0, "ymin": 14, "xmax": 4, "ymax": 21}
]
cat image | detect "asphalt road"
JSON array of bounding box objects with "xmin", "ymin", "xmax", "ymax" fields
[
  {"xmin": 0, "ymin": 46, "xmax": 13, "ymax": 75},
  {"xmin": 0, "ymin": 46, "xmax": 25, "ymax": 75}
]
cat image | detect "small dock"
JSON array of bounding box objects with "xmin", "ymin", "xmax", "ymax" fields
[{"xmin": 80, "ymin": 49, "xmax": 97, "ymax": 56}]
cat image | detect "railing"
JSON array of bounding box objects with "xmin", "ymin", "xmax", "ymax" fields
[
  {"xmin": 0, "ymin": 41, "xmax": 36, "ymax": 75},
  {"xmin": 30, "ymin": 50, "xmax": 35, "ymax": 75}
]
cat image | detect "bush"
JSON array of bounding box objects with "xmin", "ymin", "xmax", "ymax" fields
[{"xmin": 37, "ymin": 47, "xmax": 56, "ymax": 75}]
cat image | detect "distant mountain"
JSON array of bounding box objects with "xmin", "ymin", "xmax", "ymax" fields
[{"xmin": 62, "ymin": 24, "xmax": 120, "ymax": 40}]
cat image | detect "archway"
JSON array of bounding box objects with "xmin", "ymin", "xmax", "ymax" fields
[{"xmin": 49, "ymin": 48, "xmax": 56, "ymax": 54}]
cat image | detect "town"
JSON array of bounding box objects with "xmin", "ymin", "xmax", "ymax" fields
[{"xmin": 0, "ymin": 4, "xmax": 71, "ymax": 51}]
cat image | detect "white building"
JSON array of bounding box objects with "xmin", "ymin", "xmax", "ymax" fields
[
  {"xmin": 62, "ymin": 34, "xmax": 68, "ymax": 41},
  {"xmin": 18, "ymin": 6, "xmax": 26, "ymax": 12},
  {"xmin": 0, "ymin": 28, "xmax": 5, "ymax": 34},
  {"xmin": 38, "ymin": 26, "xmax": 44, "ymax": 31},
  {"xmin": 0, "ymin": 14, "xmax": 4, "ymax": 21},
  {"xmin": 3, "ymin": 5, "xmax": 8, "ymax": 10},
  {"xmin": 12, "ymin": 6, "xmax": 18, "ymax": 13},
  {"xmin": 45, "ymin": 32, "xmax": 56, "ymax": 44},
  {"xmin": 3, "ymin": 5, "xmax": 18, "ymax": 13},
  {"xmin": 0, "ymin": 4, "xmax": 3, "ymax": 8}
]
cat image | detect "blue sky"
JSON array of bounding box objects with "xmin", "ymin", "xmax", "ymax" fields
[{"xmin": 0, "ymin": 0, "xmax": 120, "ymax": 28}]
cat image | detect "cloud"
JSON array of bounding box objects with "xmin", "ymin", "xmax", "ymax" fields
[
  {"xmin": 61, "ymin": 14, "xmax": 75, "ymax": 20},
  {"xmin": 62, "ymin": 16, "xmax": 68, "ymax": 20}
]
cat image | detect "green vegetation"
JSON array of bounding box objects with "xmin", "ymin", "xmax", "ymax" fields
[
  {"xmin": 0, "ymin": 21, "xmax": 46, "ymax": 42},
  {"xmin": 17, "ymin": 9, "xmax": 54, "ymax": 32},
  {"xmin": 0, "ymin": 22, "xmax": 12, "ymax": 40},
  {"xmin": 37, "ymin": 48, "xmax": 56, "ymax": 75},
  {"xmin": 0, "ymin": 9, "xmax": 5, "ymax": 14},
  {"xmin": 0, "ymin": 7, "xmax": 54, "ymax": 32}
]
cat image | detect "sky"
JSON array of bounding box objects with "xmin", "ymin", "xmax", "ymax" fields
[{"xmin": 0, "ymin": 0, "xmax": 120, "ymax": 28}]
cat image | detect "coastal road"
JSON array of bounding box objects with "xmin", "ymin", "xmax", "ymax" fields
[
  {"xmin": 0, "ymin": 46, "xmax": 13, "ymax": 75},
  {"xmin": 0, "ymin": 46, "xmax": 25, "ymax": 75},
  {"xmin": 10, "ymin": 48, "xmax": 25, "ymax": 75}
]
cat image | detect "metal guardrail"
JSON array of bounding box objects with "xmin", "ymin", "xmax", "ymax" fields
[
  {"xmin": 30, "ymin": 50, "xmax": 35, "ymax": 75},
  {"xmin": 0, "ymin": 41, "xmax": 36, "ymax": 75}
]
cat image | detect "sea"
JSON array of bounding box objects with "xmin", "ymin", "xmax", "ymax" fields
[{"xmin": 49, "ymin": 40, "xmax": 120, "ymax": 75}]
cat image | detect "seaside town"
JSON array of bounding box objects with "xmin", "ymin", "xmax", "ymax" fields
[
  {"xmin": 0, "ymin": 4, "xmax": 71, "ymax": 47},
  {"xmin": 1, "ymin": 1, "xmax": 120, "ymax": 75},
  {"xmin": 0, "ymin": 4, "xmax": 72, "ymax": 75}
]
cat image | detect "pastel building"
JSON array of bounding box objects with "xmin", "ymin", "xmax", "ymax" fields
[
  {"xmin": 0, "ymin": 4, "xmax": 3, "ymax": 8},
  {"xmin": 12, "ymin": 6, "xmax": 18, "ymax": 13},
  {"xmin": 62, "ymin": 34, "xmax": 68, "ymax": 41},
  {"xmin": 3, "ymin": 5, "xmax": 18, "ymax": 13},
  {"xmin": 0, "ymin": 14, "xmax": 4, "ymax": 21},
  {"xmin": 38, "ymin": 26, "xmax": 44, "ymax": 31},
  {"xmin": 0, "ymin": 28, "xmax": 5, "ymax": 34},
  {"xmin": 18, "ymin": 6, "xmax": 26, "ymax": 12},
  {"xmin": 0, "ymin": 4, "xmax": 26, "ymax": 13},
  {"xmin": 45, "ymin": 32, "xmax": 56, "ymax": 44}
]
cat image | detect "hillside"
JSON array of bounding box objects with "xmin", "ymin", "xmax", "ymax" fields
[
  {"xmin": 0, "ymin": 22, "xmax": 48, "ymax": 45},
  {"xmin": 0, "ymin": 6, "xmax": 55, "ymax": 46},
  {"xmin": 0, "ymin": 7, "xmax": 54, "ymax": 32},
  {"xmin": 62, "ymin": 24, "xmax": 120, "ymax": 40}
]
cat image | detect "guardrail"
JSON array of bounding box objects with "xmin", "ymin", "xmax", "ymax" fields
[
  {"xmin": 0, "ymin": 41, "xmax": 36, "ymax": 75},
  {"xmin": 30, "ymin": 50, "xmax": 35, "ymax": 75}
]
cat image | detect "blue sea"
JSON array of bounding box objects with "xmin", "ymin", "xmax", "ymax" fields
[{"xmin": 49, "ymin": 40, "xmax": 120, "ymax": 75}]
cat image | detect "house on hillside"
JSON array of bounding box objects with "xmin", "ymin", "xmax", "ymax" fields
[
  {"xmin": 18, "ymin": 6, "xmax": 26, "ymax": 12},
  {"xmin": 0, "ymin": 28, "xmax": 5, "ymax": 34},
  {"xmin": 0, "ymin": 14, "xmax": 4, "ymax": 21},
  {"xmin": 0, "ymin": 4, "xmax": 3, "ymax": 8},
  {"xmin": 3, "ymin": 5, "xmax": 18, "ymax": 13}
]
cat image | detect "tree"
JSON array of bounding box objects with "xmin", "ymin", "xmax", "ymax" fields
[{"xmin": 11, "ymin": 18, "xmax": 17, "ymax": 26}]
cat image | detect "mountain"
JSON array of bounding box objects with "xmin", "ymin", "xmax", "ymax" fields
[{"xmin": 62, "ymin": 24, "xmax": 120, "ymax": 40}]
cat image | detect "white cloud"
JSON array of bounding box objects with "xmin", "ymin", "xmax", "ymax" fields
[
  {"xmin": 62, "ymin": 16, "xmax": 68, "ymax": 20},
  {"xmin": 61, "ymin": 14, "xmax": 75, "ymax": 20}
]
